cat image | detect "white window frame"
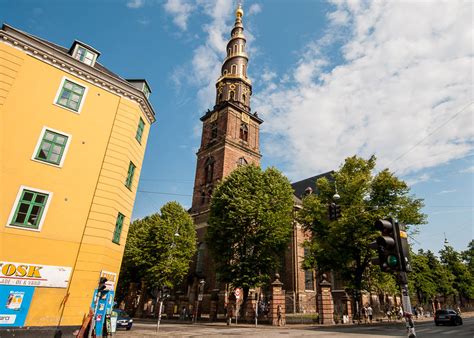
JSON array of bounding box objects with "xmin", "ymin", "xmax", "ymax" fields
[
  {"xmin": 72, "ymin": 44, "xmax": 98, "ymax": 66},
  {"xmin": 6, "ymin": 185, "xmax": 53, "ymax": 232},
  {"xmin": 53, "ymin": 76, "xmax": 89, "ymax": 114},
  {"xmin": 31, "ymin": 126, "xmax": 72, "ymax": 168}
]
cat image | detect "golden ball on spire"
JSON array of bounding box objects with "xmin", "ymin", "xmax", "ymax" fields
[{"xmin": 236, "ymin": 4, "xmax": 244, "ymax": 19}]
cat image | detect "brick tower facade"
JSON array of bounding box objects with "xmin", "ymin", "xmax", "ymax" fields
[{"xmin": 185, "ymin": 5, "xmax": 320, "ymax": 318}]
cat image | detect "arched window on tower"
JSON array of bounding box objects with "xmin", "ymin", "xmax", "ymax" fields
[
  {"xmin": 242, "ymin": 94, "xmax": 246, "ymax": 104},
  {"xmin": 204, "ymin": 157, "xmax": 215, "ymax": 183},
  {"xmin": 231, "ymin": 64, "xmax": 237, "ymax": 74},
  {"xmin": 229, "ymin": 91, "xmax": 235, "ymax": 101},
  {"xmin": 200, "ymin": 191, "xmax": 206, "ymax": 205},
  {"xmin": 237, "ymin": 157, "xmax": 248, "ymax": 166},
  {"xmin": 234, "ymin": 44, "xmax": 238, "ymax": 54},
  {"xmin": 242, "ymin": 64, "xmax": 246, "ymax": 77},
  {"xmin": 223, "ymin": 69, "xmax": 228, "ymax": 76},
  {"xmin": 228, "ymin": 48, "xmax": 231, "ymax": 56},
  {"xmin": 240, "ymin": 123, "xmax": 248, "ymax": 142}
]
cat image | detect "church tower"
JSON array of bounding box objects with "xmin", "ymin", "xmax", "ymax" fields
[
  {"xmin": 191, "ymin": 4, "xmax": 262, "ymax": 217},
  {"xmin": 188, "ymin": 5, "xmax": 262, "ymax": 294}
]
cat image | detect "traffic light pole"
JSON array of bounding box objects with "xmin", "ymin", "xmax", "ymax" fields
[{"xmin": 398, "ymin": 272, "xmax": 416, "ymax": 338}]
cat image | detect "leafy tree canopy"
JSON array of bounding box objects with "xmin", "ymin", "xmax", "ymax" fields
[
  {"xmin": 298, "ymin": 155, "xmax": 426, "ymax": 292},
  {"xmin": 207, "ymin": 165, "xmax": 294, "ymax": 290},
  {"xmin": 440, "ymin": 244, "xmax": 474, "ymax": 300},
  {"xmin": 118, "ymin": 201, "xmax": 197, "ymax": 294}
]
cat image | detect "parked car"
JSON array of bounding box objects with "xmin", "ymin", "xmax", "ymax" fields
[
  {"xmin": 113, "ymin": 309, "xmax": 133, "ymax": 330},
  {"xmin": 434, "ymin": 309, "xmax": 463, "ymax": 326}
]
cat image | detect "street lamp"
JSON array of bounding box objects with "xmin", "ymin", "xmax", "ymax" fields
[{"xmin": 194, "ymin": 279, "xmax": 206, "ymax": 323}]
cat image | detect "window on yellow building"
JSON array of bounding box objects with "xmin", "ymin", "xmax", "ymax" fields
[
  {"xmin": 113, "ymin": 213, "xmax": 124, "ymax": 244},
  {"xmin": 73, "ymin": 45, "xmax": 96, "ymax": 66},
  {"xmin": 125, "ymin": 162, "xmax": 136, "ymax": 190},
  {"xmin": 9, "ymin": 188, "xmax": 50, "ymax": 230},
  {"xmin": 136, "ymin": 118, "xmax": 145, "ymax": 143},
  {"xmin": 33, "ymin": 129, "xmax": 69, "ymax": 166},
  {"xmin": 55, "ymin": 79, "xmax": 86, "ymax": 112}
]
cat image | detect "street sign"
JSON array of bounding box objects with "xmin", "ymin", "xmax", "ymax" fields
[{"xmin": 234, "ymin": 288, "xmax": 241, "ymax": 299}]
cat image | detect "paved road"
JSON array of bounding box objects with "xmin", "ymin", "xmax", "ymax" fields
[{"xmin": 116, "ymin": 316, "xmax": 474, "ymax": 337}]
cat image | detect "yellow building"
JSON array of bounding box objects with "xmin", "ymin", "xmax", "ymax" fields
[{"xmin": 0, "ymin": 24, "xmax": 155, "ymax": 333}]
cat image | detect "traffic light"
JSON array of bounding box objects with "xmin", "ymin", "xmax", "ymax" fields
[
  {"xmin": 370, "ymin": 219, "xmax": 401, "ymax": 272},
  {"xmin": 98, "ymin": 277, "xmax": 108, "ymax": 292},
  {"xmin": 328, "ymin": 203, "xmax": 341, "ymax": 220},
  {"xmin": 397, "ymin": 223, "xmax": 412, "ymax": 272}
]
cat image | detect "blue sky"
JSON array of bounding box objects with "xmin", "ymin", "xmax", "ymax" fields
[{"xmin": 2, "ymin": 0, "xmax": 472, "ymax": 255}]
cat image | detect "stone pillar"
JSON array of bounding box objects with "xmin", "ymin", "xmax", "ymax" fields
[
  {"xmin": 317, "ymin": 274, "xmax": 334, "ymax": 324},
  {"xmin": 209, "ymin": 289, "xmax": 219, "ymax": 321},
  {"xmin": 271, "ymin": 274, "xmax": 286, "ymax": 326}
]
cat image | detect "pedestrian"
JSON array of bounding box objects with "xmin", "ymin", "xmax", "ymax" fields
[
  {"xmin": 456, "ymin": 305, "xmax": 461, "ymax": 315},
  {"xmin": 180, "ymin": 306, "xmax": 186, "ymax": 320},
  {"xmin": 367, "ymin": 305, "xmax": 373, "ymax": 323},
  {"xmin": 413, "ymin": 306, "xmax": 418, "ymax": 319},
  {"xmin": 386, "ymin": 309, "xmax": 392, "ymax": 322},
  {"xmin": 226, "ymin": 304, "xmax": 233, "ymax": 325},
  {"xmin": 418, "ymin": 306, "xmax": 423, "ymax": 318},
  {"xmin": 362, "ymin": 305, "xmax": 368, "ymax": 323},
  {"xmin": 398, "ymin": 307, "xmax": 403, "ymax": 320},
  {"xmin": 277, "ymin": 304, "xmax": 283, "ymax": 326}
]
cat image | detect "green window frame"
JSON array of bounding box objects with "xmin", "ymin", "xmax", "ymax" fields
[
  {"xmin": 56, "ymin": 79, "xmax": 85, "ymax": 112},
  {"xmin": 35, "ymin": 130, "xmax": 68, "ymax": 165},
  {"xmin": 135, "ymin": 118, "xmax": 145, "ymax": 143},
  {"xmin": 125, "ymin": 162, "xmax": 136, "ymax": 189},
  {"xmin": 11, "ymin": 189, "xmax": 49, "ymax": 229},
  {"xmin": 113, "ymin": 213, "xmax": 124, "ymax": 244}
]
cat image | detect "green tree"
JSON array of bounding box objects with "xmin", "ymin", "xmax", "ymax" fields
[
  {"xmin": 462, "ymin": 240, "xmax": 474, "ymax": 276},
  {"xmin": 298, "ymin": 156, "xmax": 426, "ymax": 305},
  {"xmin": 206, "ymin": 165, "xmax": 294, "ymax": 296},
  {"xmin": 425, "ymin": 250, "xmax": 456, "ymax": 301},
  {"xmin": 439, "ymin": 245, "xmax": 474, "ymax": 304},
  {"xmin": 117, "ymin": 201, "xmax": 197, "ymax": 296},
  {"xmin": 409, "ymin": 249, "xmax": 439, "ymax": 304}
]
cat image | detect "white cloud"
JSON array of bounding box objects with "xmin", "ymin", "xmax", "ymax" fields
[
  {"xmin": 437, "ymin": 189, "xmax": 457, "ymax": 195},
  {"xmin": 248, "ymin": 4, "xmax": 262, "ymax": 16},
  {"xmin": 164, "ymin": 0, "xmax": 195, "ymax": 31},
  {"xmin": 460, "ymin": 165, "xmax": 474, "ymax": 174},
  {"xmin": 170, "ymin": 0, "xmax": 233, "ymax": 109},
  {"xmin": 127, "ymin": 0, "xmax": 145, "ymax": 9},
  {"xmin": 253, "ymin": 1, "xmax": 474, "ymax": 179},
  {"xmin": 406, "ymin": 173, "xmax": 431, "ymax": 187},
  {"xmin": 138, "ymin": 18, "xmax": 150, "ymax": 25}
]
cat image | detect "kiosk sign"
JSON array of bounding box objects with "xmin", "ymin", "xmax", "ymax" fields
[{"xmin": 0, "ymin": 262, "xmax": 72, "ymax": 288}]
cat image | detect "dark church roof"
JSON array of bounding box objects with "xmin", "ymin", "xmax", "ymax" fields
[{"xmin": 291, "ymin": 171, "xmax": 334, "ymax": 200}]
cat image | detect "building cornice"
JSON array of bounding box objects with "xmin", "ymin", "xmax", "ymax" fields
[{"xmin": 0, "ymin": 25, "xmax": 156, "ymax": 124}]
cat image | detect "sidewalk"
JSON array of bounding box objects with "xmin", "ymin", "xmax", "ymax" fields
[{"xmin": 133, "ymin": 310, "xmax": 474, "ymax": 328}]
